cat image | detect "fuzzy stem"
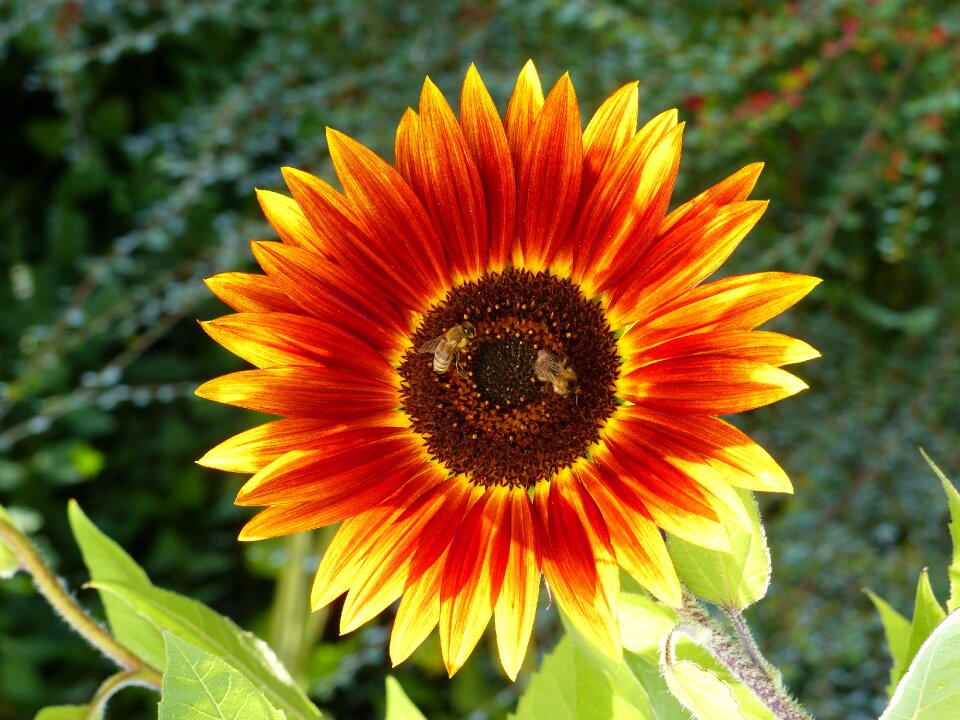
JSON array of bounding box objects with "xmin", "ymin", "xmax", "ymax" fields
[
  {"xmin": 0, "ymin": 518, "xmax": 162, "ymax": 690},
  {"xmin": 675, "ymin": 592, "xmax": 812, "ymax": 720}
]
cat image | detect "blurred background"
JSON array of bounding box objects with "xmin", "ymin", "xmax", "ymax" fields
[{"xmin": 1, "ymin": 1, "xmax": 958, "ymax": 718}]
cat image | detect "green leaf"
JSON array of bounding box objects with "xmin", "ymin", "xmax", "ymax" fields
[
  {"xmin": 662, "ymin": 630, "xmax": 747, "ymax": 720},
  {"xmin": 920, "ymin": 448, "xmax": 960, "ymax": 612},
  {"xmin": 33, "ymin": 706, "xmax": 89, "ymax": 720},
  {"xmin": 67, "ymin": 500, "xmax": 165, "ymax": 670},
  {"xmin": 92, "ymin": 581, "xmax": 321, "ymax": 720},
  {"xmin": 617, "ymin": 592, "xmax": 678, "ymax": 655},
  {"xmin": 511, "ymin": 630, "xmax": 657, "ymax": 720},
  {"xmin": 880, "ymin": 610, "xmax": 960, "ymax": 720},
  {"xmin": 668, "ymin": 489, "xmax": 770, "ymax": 609},
  {"xmin": 158, "ymin": 632, "xmax": 285, "ymax": 720},
  {"xmin": 866, "ymin": 589, "xmax": 912, "ymax": 695},
  {"xmin": 385, "ymin": 676, "xmax": 427, "ymax": 720},
  {"xmin": 0, "ymin": 505, "xmax": 22, "ymax": 579},
  {"xmin": 903, "ymin": 569, "xmax": 947, "ymax": 684}
]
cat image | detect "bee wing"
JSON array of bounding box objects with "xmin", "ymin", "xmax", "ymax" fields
[
  {"xmin": 534, "ymin": 350, "xmax": 566, "ymax": 381},
  {"xmin": 418, "ymin": 335, "xmax": 445, "ymax": 354},
  {"xmin": 432, "ymin": 343, "xmax": 454, "ymax": 373}
]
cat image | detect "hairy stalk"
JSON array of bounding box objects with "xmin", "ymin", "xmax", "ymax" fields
[
  {"xmin": 0, "ymin": 518, "xmax": 162, "ymax": 690},
  {"xmin": 675, "ymin": 592, "xmax": 812, "ymax": 720}
]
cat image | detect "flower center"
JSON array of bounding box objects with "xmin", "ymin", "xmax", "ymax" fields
[{"xmin": 398, "ymin": 269, "xmax": 620, "ymax": 488}]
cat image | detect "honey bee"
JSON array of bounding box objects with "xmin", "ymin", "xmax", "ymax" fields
[
  {"xmin": 533, "ymin": 349, "xmax": 578, "ymax": 397},
  {"xmin": 418, "ymin": 322, "xmax": 476, "ymax": 374}
]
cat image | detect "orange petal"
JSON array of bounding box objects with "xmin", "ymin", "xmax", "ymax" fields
[
  {"xmin": 280, "ymin": 167, "xmax": 432, "ymax": 312},
  {"xmin": 390, "ymin": 549, "xmax": 446, "ymax": 666},
  {"xmin": 624, "ymin": 329, "xmax": 820, "ymax": 372},
  {"xmin": 607, "ymin": 200, "xmax": 769, "ymax": 326},
  {"xmin": 256, "ymin": 189, "xmax": 324, "ymax": 252},
  {"xmin": 613, "ymin": 406, "xmax": 793, "ymax": 494},
  {"xmin": 326, "ymin": 128, "xmax": 450, "ymax": 304},
  {"xmin": 249, "ymin": 241, "xmax": 411, "ymax": 355},
  {"xmin": 513, "ymin": 73, "xmax": 582, "ymax": 273},
  {"xmin": 310, "ymin": 471, "xmax": 444, "ymax": 608},
  {"xmin": 588, "ymin": 452, "xmax": 730, "ymax": 552},
  {"xmin": 621, "ymin": 356, "xmax": 808, "ymax": 415},
  {"xmin": 504, "ymin": 60, "xmax": 545, "ymax": 171},
  {"xmin": 413, "ymin": 77, "xmax": 489, "ymax": 283},
  {"xmin": 204, "ymin": 272, "xmax": 300, "ymax": 313},
  {"xmin": 659, "ymin": 162, "xmax": 764, "ymax": 237},
  {"xmin": 340, "ymin": 477, "xmax": 480, "ymax": 634},
  {"xmin": 570, "ymin": 109, "xmax": 678, "ymax": 285},
  {"xmin": 623, "ymin": 272, "xmax": 821, "ymax": 345},
  {"xmin": 235, "ymin": 429, "xmax": 422, "ymax": 506},
  {"xmin": 577, "ymin": 463, "xmax": 681, "ymax": 607},
  {"xmin": 460, "ymin": 64, "xmax": 516, "ymax": 273},
  {"xmin": 535, "ymin": 472, "xmax": 621, "ymax": 660},
  {"xmin": 198, "ymin": 416, "xmax": 399, "ymax": 473},
  {"xmin": 494, "ymin": 486, "xmax": 541, "ymax": 681},
  {"xmin": 440, "ymin": 487, "xmax": 512, "ymax": 676},
  {"xmin": 581, "ymin": 82, "xmax": 638, "ymax": 198},
  {"xmin": 195, "ymin": 366, "xmax": 397, "ymax": 419},
  {"xmin": 589, "ymin": 122, "xmax": 685, "ymax": 295}
]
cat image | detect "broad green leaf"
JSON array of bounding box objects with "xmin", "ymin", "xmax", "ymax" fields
[
  {"xmin": 67, "ymin": 500, "xmax": 165, "ymax": 670},
  {"xmin": 617, "ymin": 592, "xmax": 677, "ymax": 655},
  {"xmin": 159, "ymin": 632, "xmax": 284, "ymax": 720},
  {"xmin": 34, "ymin": 706, "xmax": 89, "ymax": 720},
  {"xmin": 662, "ymin": 630, "xmax": 747, "ymax": 720},
  {"xmin": 865, "ymin": 589, "xmax": 912, "ymax": 695},
  {"xmin": 385, "ymin": 676, "xmax": 427, "ymax": 720},
  {"xmin": 880, "ymin": 610, "xmax": 960, "ymax": 720},
  {"xmin": 0, "ymin": 505, "xmax": 21, "ymax": 578},
  {"xmin": 920, "ymin": 449, "xmax": 960, "ymax": 612},
  {"xmin": 93, "ymin": 581, "xmax": 321, "ymax": 720},
  {"xmin": 511, "ymin": 631, "xmax": 656, "ymax": 720},
  {"xmin": 668, "ymin": 489, "xmax": 770, "ymax": 609},
  {"xmin": 903, "ymin": 569, "xmax": 946, "ymax": 684}
]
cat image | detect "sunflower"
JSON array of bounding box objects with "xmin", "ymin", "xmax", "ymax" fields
[{"xmin": 197, "ymin": 61, "xmax": 819, "ymax": 680}]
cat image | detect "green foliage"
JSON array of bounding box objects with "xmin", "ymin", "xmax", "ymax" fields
[
  {"xmin": 880, "ymin": 611, "xmax": 960, "ymax": 720},
  {"xmin": 921, "ymin": 449, "xmax": 960, "ymax": 612},
  {"xmin": 1, "ymin": 0, "xmax": 958, "ymax": 717},
  {"xmin": 0, "ymin": 507, "xmax": 21, "ymax": 579},
  {"xmin": 669, "ymin": 489, "xmax": 770, "ymax": 610},
  {"xmin": 159, "ymin": 633, "xmax": 284, "ymax": 720},
  {"xmin": 33, "ymin": 707, "xmax": 90, "ymax": 720},
  {"xmin": 384, "ymin": 677, "xmax": 428, "ymax": 720}
]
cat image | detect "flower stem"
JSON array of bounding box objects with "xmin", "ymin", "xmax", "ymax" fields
[
  {"xmin": 675, "ymin": 592, "xmax": 812, "ymax": 720},
  {"xmin": 0, "ymin": 517, "xmax": 162, "ymax": 690}
]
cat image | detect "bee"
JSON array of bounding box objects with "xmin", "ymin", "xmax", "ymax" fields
[
  {"xmin": 533, "ymin": 349, "xmax": 578, "ymax": 397},
  {"xmin": 418, "ymin": 322, "xmax": 476, "ymax": 374}
]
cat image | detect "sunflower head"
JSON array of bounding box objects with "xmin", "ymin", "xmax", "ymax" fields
[{"xmin": 197, "ymin": 61, "xmax": 819, "ymax": 680}]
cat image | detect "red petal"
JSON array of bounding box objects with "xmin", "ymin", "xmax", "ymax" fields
[
  {"xmin": 310, "ymin": 470, "xmax": 444, "ymax": 608},
  {"xmin": 326, "ymin": 128, "xmax": 450, "ymax": 304},
  {"xmin": 410, "ymin": 78, "xmax": 489, "ymax": 283},
  {"xmin": 440, "ymin": 487, "xmax": 512, "ymax": 676},
  {"xmin": 514, "ymin": 73, "xmax": 582, "ymax": 273},
  {"xmin": 581, "ymin": 82, "xmax": 638, "ymax": 198},
  {"xmin": 535, "ymin": 472, "xmax": 621, "ymax": 660},
  {"xmin": 390, "ymin": 549, "xmax": 446, "ymax": 666},
  {"xmin": 504, "ymin": 60, "xmax": 544, "ymax": 172},
  {"xmin": 204, "ymin": 272, "xmax": 300, "ymax": 313},
  {"xmin": 280, "ymin": 167, "xmax": 439, "ymax": 312},
  {"xmin": 235, "ymin": 428, "xmax": 423, "ymax": 506},
  {"xmin": 494, "ymin": 486, "xmax": 541, "ymax": 680},
  {"xmin": 460, "ymin": 64, "xmax": 516, "ymax": 273},
  {"xmin": 624, "ymin": 329, "xmax": 820, "ymax": 372},
  {"xmin": 577, "ymin": 463, "xmax": 681, "ymax": 606},
  {"xmin": 195, "ymin": 366, "xmax": 397, "ymax": 419},
  {"xmin": 198, "ymin": 415, "xmax": 405, "ymax": 473},
  {"xmin": 256, "ymin": 189, "xmax": 325, "ymax": 252},
  {"xmin": 340, "ymin": 477, "xmax": 480, "ymax": 633},
  {"xmin": 620, "ymin": 356, "xmax": 808, "ymax": 415}
]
